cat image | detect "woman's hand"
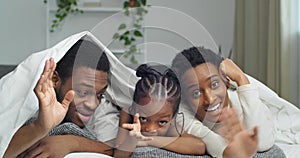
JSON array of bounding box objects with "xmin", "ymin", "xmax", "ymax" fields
[
  {"xmin": 220, "ymin": 108, "xmax": 258, "ymax": 158},
  {"xmin": 33, "ymin": 58, "xmax": 74, "ymax": 133},
  {"xmin": 220, "ymin": 58, "xmax": 249, "ymax": 86},
  {"xmin": 218, "ymin": 108, "xmax": 243, "ymax": 142}
]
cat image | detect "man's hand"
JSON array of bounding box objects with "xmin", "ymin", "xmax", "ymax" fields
[
  {"xmin": 17, "ymin": 136, "xmax": 74, "ymax": 158},
  {"xmin": 33, "ymin": 58, "xmax": 74, "ymax": 133}
]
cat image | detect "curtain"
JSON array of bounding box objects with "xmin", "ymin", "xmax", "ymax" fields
[{"xmin": 233, "ymin": 0, "xmax": 299, "ymax": 106}]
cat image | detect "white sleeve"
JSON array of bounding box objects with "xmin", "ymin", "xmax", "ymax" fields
[
  {"xmin": 237, "ymin": 84, "xmax": 275, "ymax": 151},
  {"xmin": 179, "ymin": 107, "xmax": 227, "ymax": 158}
]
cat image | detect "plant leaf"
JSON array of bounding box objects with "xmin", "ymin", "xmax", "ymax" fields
[
  {"xmin": 118, "ymin": 24, "xmax": 127, "ymax": 30},
  {"xmin": 124, "ymin": 38, "xmax": 131, "ymax": 45},
  {"xmin": 123, "ymin": 1, "xmax": 129, "ymax": 8},
  {"xmin": 113, "ymin": 33, "xmax": 119, "ymax": 39},
  {"xmin": 134, "ymin": 30, "xmax": 143, "ymax": 37},
  {"xmin": 124, "ymin": 9, "xmax": 130, "ymax": 16}
]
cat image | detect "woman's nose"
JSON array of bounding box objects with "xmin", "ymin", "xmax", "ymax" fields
[{"xmin": 204, "ymin": 89, "xmax": 215, "ymax": 104}]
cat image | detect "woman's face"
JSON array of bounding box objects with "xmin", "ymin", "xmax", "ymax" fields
[
  {"xmin": 136, "ymin": 97, "xmax": 175, "ymax": 136},
  {"xmin": 181, "ymin": 63, "xmax": 229, "ymax": 123}
]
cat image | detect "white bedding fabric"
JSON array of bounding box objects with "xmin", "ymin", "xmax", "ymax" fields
[
  {"xmin": 0, "ymin": 31, "xmax": 299, "ymax": 157},
  {"xmin": 247, "ymin": 75, "xmax": 300, "ymax": 158}
]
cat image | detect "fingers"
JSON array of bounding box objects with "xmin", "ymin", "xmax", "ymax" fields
[
  {"xmin": 133, "ymin": 113, "xmax": 140, "ymax": 124},
  {"xmin": 122, "ymin": 123, "xmax": 135, "ymax": 130},
  {"xmin": 251, "ymin": 126, "xmax": 258, "ymax": 141},
  {"xmin": 129, "ymin": 131, "xmax": 153, "ymax": 141},
  {"xmin": 219, "ymin": 108, "xmax": 243, "ymax": 142},
  {"xmin": 34, "ymin": 58, "xmax": 56, "ymax": 97},
  {"xmin": 23, "ymin": 147, "xmax": 43, "ymax": 158},
  {"xmin": 19, "ymin": 142, "xmax": 42, "ymax": 158},
  {"xmin": 140, "ymin": 136, "xmax": 153, "ymax": 141},
  {"xmin": 61, "ymin": 90, "xmax": 75, "ymax": 109}
]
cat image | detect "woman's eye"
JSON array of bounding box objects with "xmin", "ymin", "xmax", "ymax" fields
[
  {"xmin": 139, "ymin": 117, "xmax": 147, "ymax": 122},
  {"xmin": 158, "ymin": 121, "xmax": 168, "ymax": 126},
  {"xmin": 211, "ymin": 81, "xmax": 219, "ymax": 89},
  {"xmin": 192, "ymin": 90, "xmax": 201, "ymax": 98}
]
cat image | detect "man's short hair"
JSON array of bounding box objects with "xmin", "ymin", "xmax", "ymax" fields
[{"xmin": 56, "ymin": 38, "xmax": 110, "ymax": 82}]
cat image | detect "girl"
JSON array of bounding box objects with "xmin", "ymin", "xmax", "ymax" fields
[
  {"xmin": 171, "ymin": 46, "xmax": 276, "ymax": 158},
  {"xmin": 114, "ymin": 64, "xmax": 206, "ymax": 158}
]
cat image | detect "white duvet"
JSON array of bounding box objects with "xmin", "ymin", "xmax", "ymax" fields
[{"xmin": 0, "ymin": 31, "xmax": 299, "ymax": 158}]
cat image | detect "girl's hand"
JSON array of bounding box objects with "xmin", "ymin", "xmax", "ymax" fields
[
  {"xmin": 122, "ymin": 113, "xmax": 153, "ymax": 141},
  {"xmin": 220, "ymin": 58, "xmax": 249, "ymax": 86}
]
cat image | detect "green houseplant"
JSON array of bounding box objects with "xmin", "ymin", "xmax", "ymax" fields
[
  {"xmin": 45, "ymin": 0, "xmax": 83, "ymax": 32},
  {"xmin": 112, "ymin": 0, "xmax": 149, "ymax": 64}
]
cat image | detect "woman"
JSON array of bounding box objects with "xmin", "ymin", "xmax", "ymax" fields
[{"xmin": 171, "ymin": 46, "xmax": 276, "ymax": 158}]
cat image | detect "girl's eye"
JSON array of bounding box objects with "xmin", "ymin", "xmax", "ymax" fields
[
  {"xmin": 211, "ymin": 81, "xmax": 219, "ymax": 89},
  {"xmin": 192, "ymin": 89, "xmax": 201, "ymax": 99},
  {"xmin": 139, "ymin": 117, "xmax": 147, "ymax": 123},
  {"xmin": 158, "ymin": 121, "xmax": 168, "ymax": 126}
]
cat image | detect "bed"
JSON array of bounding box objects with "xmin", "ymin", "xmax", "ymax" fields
[{"xmin": 0, "ymin": 31, "xmax": 299, "ymax": 158}]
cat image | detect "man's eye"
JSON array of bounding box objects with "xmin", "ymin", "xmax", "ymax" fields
[
  {"xmin": 192, "ymin": 90, "xmax": 201, "ymax": 98},
  {"xmin": 158, "ymin": 121, "xmax": 168, "ymax": 126},
  {"xmin": 76, "ymin": 90, "xmax": 88, "ymax": 97},
  {"xmin": 211, "ymin": 81, "xmax": 219, "ymax": 89},
  {"xmin": 139, "ymin": 117, "xmax": 147, "ymax": 123},
  {"xmin": 96, "ymin": 93, "xmax": 104, "ymax": 100}
]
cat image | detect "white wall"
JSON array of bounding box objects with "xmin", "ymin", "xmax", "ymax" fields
[
  {"xmin": 0, "ymin": 0, "xmax": 235, "ymax": 65},
  {"xmin": 0, "ymin": 1, "xmax": 47, "ymax": 65},
  {"xmin": 148, "ymin": 0, "xmax": 235, "ymax": 57}
]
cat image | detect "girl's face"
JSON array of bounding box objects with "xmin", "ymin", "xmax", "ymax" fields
[
  {"xmin": 136, "ymin": 97, "xmax": 175, "ymax": 136},
  {"xmin": 181, "ymin": 63, "xmax": 229, "ymax": 123}
]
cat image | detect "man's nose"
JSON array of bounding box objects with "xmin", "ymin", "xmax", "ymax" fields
[{"xmin": 84, "ymin": 95, "xmax": 100, "ymax": 110}]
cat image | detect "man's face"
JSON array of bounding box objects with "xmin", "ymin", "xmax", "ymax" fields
[
  {"xmin": 55, "ymin": 66, "xmax": 108, "ymax": 128},
  {"xmin": 181, "ymin": 63, "xmax": 229, "ymax": 123}
]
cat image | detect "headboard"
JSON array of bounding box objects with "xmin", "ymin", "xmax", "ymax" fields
[{"xmin": 0, "ymin": 65, "xmax": 16, "ymax": 79}]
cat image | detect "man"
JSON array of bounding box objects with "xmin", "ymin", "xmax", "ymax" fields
[{"xmin": 4, "ymin": 39, "xmax": 114, "ymax": 158}]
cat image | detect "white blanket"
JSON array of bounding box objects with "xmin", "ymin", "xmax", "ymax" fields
[{"xmin": 247, "ymin": 75, "xmax": 300, "ymax": 157}]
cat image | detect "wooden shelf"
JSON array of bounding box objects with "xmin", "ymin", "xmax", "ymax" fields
[{"xmin": 49, "ymin": 7, "xmax": 122, "ymax": 12}]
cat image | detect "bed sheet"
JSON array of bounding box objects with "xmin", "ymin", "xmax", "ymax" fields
[{"xmin": 247, "ymin": 75, "xmax": 300, "ymax": 158}]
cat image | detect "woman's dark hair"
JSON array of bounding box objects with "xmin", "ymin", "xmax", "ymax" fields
[
  {"xmin": 130, "ymin": 64, "xmax": 181, "ymax": 117},
  {"xmin": 171, "ymin": 46, "xmax": 223, "ymax": 78},
  {"xmin": 56, "ymin": 38, "xmax": 110, "ymax": 82}
]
